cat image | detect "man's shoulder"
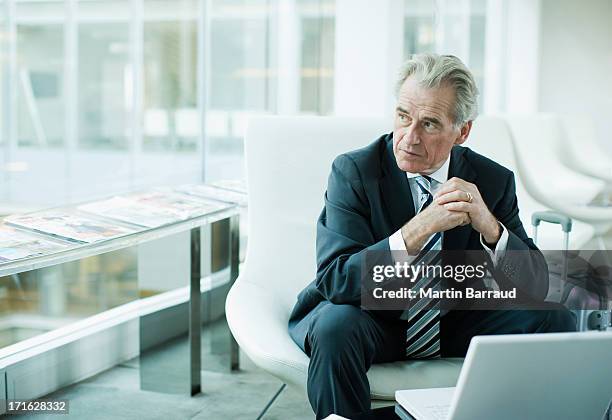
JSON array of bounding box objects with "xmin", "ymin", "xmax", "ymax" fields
[
  {"xmin": 457, "ymin": 145, "xmax": 513, "ymax": 180},
  {"xmin": 332, "ymin": 133, "xmax": 392, "ymax": 180}
]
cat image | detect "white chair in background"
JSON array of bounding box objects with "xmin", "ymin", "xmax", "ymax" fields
[
  {"xmin": 558, "ymin": 115, "xmax": 612, "ymax": 186},
  {"xmin": 225, "ymin": 117, "xmax": 464, "ymax": 416},
  {"xmin": 505, "ymin": 114, "xmax": 612, "ymax": 249},
  {"xmin": 467, "ymin": 116, "xmax": 594, "ymax": 250}
]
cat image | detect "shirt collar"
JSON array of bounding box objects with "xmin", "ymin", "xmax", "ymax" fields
[{"xmin": 404, "ymin": 155, "xmax": 450, "ymax": 185}]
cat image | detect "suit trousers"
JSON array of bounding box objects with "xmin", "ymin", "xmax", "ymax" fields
[{"xmin": 302, "ymin": 302, "xmax": 576, "ymax": 420}]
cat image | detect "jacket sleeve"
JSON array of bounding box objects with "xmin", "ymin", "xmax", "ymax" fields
[
  {"xmin": 314, "ymin": 154, "xmax": 393, "ymax": 305},
  {"xmin": 492, "ymin": 172, "xmax": 550, "ymax": 301}
]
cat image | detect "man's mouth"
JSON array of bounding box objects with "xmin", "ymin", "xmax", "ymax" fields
[{"xmin": 401, "ymin": 149, "xmax": 421, "ymax": 157}]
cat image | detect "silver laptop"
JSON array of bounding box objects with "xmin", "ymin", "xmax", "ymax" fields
[{"xmin": 396, "ymin": 331, "xmax": 612, "ymax": 420}]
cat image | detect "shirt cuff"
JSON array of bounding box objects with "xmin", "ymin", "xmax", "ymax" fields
[
  {"xmin": 389, "ymin": 228, "xmax": 419, "ymax": 264},
  {"xmin": 480, "ymin": 222, "xmax": 509, "ymax": 266}
]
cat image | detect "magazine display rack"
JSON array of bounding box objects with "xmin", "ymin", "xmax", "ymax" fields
[{"xmin": 0, "ymin": 185, "xmax": 243, "ymax": 396}]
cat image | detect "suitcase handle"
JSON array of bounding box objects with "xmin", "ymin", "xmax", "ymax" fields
[
  {"xmin": 531, "ymin": 210, "xmax": 572, "ymax": 233},
  {"xmin": 531, "ymin": 210, "xmax": 572, "ymax": 250}
]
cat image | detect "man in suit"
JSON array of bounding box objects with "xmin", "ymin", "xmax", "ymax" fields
[{"xmin": 288, "ymin": 53, "xmax": 576, "ymax": 420}]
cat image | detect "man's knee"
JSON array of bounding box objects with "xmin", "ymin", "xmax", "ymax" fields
[
  {"xmin": 308, "ymin": 304, "xmax": 369, "ymax": 354},
  {"xmin": 546, "ymin": 307, "xmax": 577, "ymax": 332},
  {"xmin": 530, "ymin": 304, "xmax": 577, "ymax": 332}
]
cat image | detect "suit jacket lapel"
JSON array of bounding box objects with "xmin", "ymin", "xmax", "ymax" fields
[
  {"xmin": 379, "ymin": 135, "xmax": 415, "ymax": 233},
  {"xmin": 443, "ymin": 146, "xmax": 477, "ymax": 250}
]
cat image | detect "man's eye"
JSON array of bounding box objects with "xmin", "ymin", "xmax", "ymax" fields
[
  {"xmin": 423, "ymin": 121, "xmax": 436, "ymax": 130},
  {"xmin": 399, "ymin": 114, "xmax": 412, "ymax": 124}
]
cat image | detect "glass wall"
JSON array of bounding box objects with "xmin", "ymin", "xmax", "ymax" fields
[
  {"xmin": 0, "ymin": 0, "xmax": 337, "ymax": 212},
  {"xmin": 0, "ymin": 247, "xmax": 138, "ymax": 348},
  {"xmin": 204, "ymin": 0, "xmax": 271, "ymax": 182},
  {"xmin": 16, "ymin": 25, "xmax": 64, "ymax": 148},
  {"xmin": 298, "ymin": 0, "xmax": 335, "ymax": 114},
  {"xmin": 78, "ymin": 22, "xmax": 130, "ymax": 150},
  {"xmin": 203, "ymin": 0, "xmax": 335, "ymax": 182},
  {"xmin": 404, "ymin": 0, "xmax": 487, "ymax": 110},
  {"xmin": 143, "ymin": 0, "xmax": 198, "ymax": 153},
  {"xmin": 14, "ymin": 0, "xmax": 65, "ymax": 145},
  {"xmin": 0, "ymin": 5, "xmax": 6, "ymax": 148},
  {"xmin": 468, "ymin": 0, "xmax": 486, "ymax": 108},
  {"xmin": 403, "ymin": 0, "xmax": 436, "ymax": 56}
]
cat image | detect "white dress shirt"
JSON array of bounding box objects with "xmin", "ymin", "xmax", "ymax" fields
[{"xmin": 388, "ymin": 156, "xmax": 509, "ymax": 265}]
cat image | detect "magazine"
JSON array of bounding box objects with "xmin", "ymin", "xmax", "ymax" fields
[
  {"xmin": 0, "ymin": 225, "xmax": 72, "ymax": 263},
  {"xmin": 5, "ymin": 210, "xmax": 138, "ymax": 243},
  {"xmin": 175, "ymin": 184, "xmax": 247, "ymax": 206},
  {"xmin": 79, "ymin": 193, "xmax": 230, "ymax": 228},
  {"xmin": 127, "ymin": 191, "xmax": 231, "ymax": 219},
  {"xmin": 79, "ymin": 197, "xmax": 183, "ymax": 228},
  {"xmin": 208, "ymin": 179, "xmax": 247, "ymax": 194}
]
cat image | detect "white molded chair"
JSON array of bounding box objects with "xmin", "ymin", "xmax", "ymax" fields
[
  {"xmin": 226, "ymin": 117, "xmax": 464, "ymax": 412},
  {"xmin": 506, "ymin": 114, "xmax": 612, "ymax": 247},
  {"xmin": 467, "ymin": 116, "xmax": 594, "ymax": 250},
  {"xmin": 558, "ymin": 115, "xmax": 612, "ymax": 184}
]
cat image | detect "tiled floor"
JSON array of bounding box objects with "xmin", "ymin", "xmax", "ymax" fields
[{"xmin": 11, "ymin": 354, "xmax": 313, "ymax": 420}]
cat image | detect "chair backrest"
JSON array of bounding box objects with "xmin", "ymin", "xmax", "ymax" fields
[
  {"xmin": 558, "ymin": 115, "xmax": 612, "ymax": 181},
  {"xmin": 470, "ymin": 116, "xmax": 597, "ymax": 249},
  {"xmin": 243, "ymin": 116, "xmax": 389, "ymax": 306},
  {"xmin": 505, "ymin": 113, "xmax": 604, "ymax": 206}
]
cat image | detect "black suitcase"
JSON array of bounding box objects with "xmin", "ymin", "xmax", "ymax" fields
[{"xmin": 532, "ymin": 211, "xmax": 610, "ymax": 331}]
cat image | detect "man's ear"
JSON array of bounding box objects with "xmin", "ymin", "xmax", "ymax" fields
[{"xmin": 454, "ymin": 120, "xmax": 473, "ymax": 145}]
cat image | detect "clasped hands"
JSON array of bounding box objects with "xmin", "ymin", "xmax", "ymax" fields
[{"xmin": 401, "ymin": 177, "xmax": 501, "ymax": 254}]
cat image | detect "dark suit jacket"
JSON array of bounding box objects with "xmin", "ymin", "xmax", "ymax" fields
[{"xmin": 288, "ymin": 133, "xmax": 549, "ymax": 350}]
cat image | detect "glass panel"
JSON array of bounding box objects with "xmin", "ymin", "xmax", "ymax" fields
[
  {"xmin": 15, "ymin": 1, "xmax": 65, "ymax": 22},
  {"xmin": 0, "ymin": 247, "xmax": 138, "ymax": 349},
  {"xmin": 142, "ymin": 20, "xmax": 198, "ymax": 152},
  {"xmin": 403, "ymin": 0, "xmax": 486, "ymax": 106},
  {"xmin": 469, "ymin": 0, "xmax": 486, "ymax": 112},
  {"xmin": 209, "ymin": 0, "xmax": 270, "ymax": 17},
  {"xmin": 403, "ymin": 0, "xmax": 436, "ymax": 56},
  {"xmin": 208, "ymin": 6, "xmax": 269, "ymax": 110},
  {"xmin": 0, "ymin": 6, "xmax": 5, "ymax": 148},
  {"xmin": 78, "ymin": 23, "xmax": 130, "ymax": 150},
  {"xmin": 204, "ymin": 0, "xmax": 336, "ymax": 180},
  {"xmin": 143, "ymin": 0, "xmax": 198, "ymax": 21},
  {"xmin": 138, "ymin": 0, "xmax": 202, "ymax": 198},
  {"xmin": 299, "ymin": 12, "xmax": 334, "ymax": 114},
  {"xmin": 205, "ymin": 0, "xmax": 272, "ymax": 182},
  {"xmin": 78, "ymin": 0, "xmax": 131, "ymax": 21},
  {"xmin": 16, "ymin": 25, "xmax": 64, "ymax": 148}
]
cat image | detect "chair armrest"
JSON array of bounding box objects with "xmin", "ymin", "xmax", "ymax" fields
[{"xmin": 226, "ymin": 277, "xmax": 309, "ymax": 390}]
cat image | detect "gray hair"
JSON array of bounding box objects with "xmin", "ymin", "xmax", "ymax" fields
[{"xmin": 395, "ymin": 53, "xmax": 479, "ymax": 127}]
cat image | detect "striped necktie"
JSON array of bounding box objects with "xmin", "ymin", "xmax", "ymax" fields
[{"xmin": 405, "ymin": 175, "xmax": 443, "ymax": 359}]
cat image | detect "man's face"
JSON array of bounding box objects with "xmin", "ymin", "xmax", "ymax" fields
[{"xmin": 392, "ymin": 76, "xmax": 471, "ymax": 174}]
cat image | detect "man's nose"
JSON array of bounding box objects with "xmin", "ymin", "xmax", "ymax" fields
[{"xmin": 403, "ymin": 124, "xmax": 420, "ymax": 145}]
